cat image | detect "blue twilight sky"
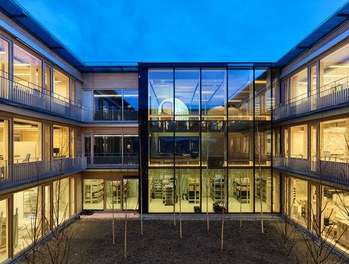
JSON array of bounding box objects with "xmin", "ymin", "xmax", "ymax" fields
[{"xmin": 15, "ymin": 0, "xmax": 349, "ymax": 64}]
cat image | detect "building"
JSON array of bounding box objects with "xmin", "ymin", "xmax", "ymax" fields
[{"xmin": 0, "ymin": 0, "xmax": 348, "ymax": 262}]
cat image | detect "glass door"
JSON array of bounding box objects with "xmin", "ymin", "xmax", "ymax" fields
[
  {"xmin": 122, "ymin": 177, "xmax": 139, "ymax": 211},
  {"xmin": 105, "ymin": 180, "xmax": 122, "ymax": 210}
]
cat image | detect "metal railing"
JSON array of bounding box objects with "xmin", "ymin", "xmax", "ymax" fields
[
  {"xmin": 273, "ymin": 76, "xmax": 349, "ymax": 120},
  {"xmin": 93, "ymin": 109, "xmax": 138, "ymax": 121},
  {"xmin": 86, "ymin": 154, "xmax": 138, "ymax": 168},
  {"xmin": 0, "ymin": 69, "xmax": 84, "ymax": 120},
  {"xmin": 273, "ymin": 156, "xmax": 349, "ymax": 186},
  {"xmin": 0, "ymin": 157, "xmax": 87, "ymax": 191}
]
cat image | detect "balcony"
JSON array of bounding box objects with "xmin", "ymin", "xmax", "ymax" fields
[
  {"xmin": 86, "ymin": 154, "xmax": 139, "ymax": 169},
  {"xmin": 0, "ymin": 157, "xmax": 87, "ymax": 192},
  {"xmin": 0, "ymin": 70, "xmax": 84, "ymax": 121},
  {"xmin": 273, "ymin": 76, "xmax": 349, "ymax": 121},
  {"xmin": 273, "ymin": 156, "xmax": 349, "ymax": 186}
]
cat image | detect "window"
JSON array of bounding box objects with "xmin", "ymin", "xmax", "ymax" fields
[
  {"xmin": 290, "ymin": 69, "xmax": 307, "ymax": 103},
  {"xmin": 13, "ymin": 45, "xmax": 42, "ymax": 91},
  {"xmin": 53, "ymin": 69, "xmax": 69, "ymax": 103},
  {"xmin": 53, "ymin": 125, "xmax": 69, "ymax": 158},
  {"xmin": 13, "ymin": 119, "xmax": 42, "ymax": 162},
  {"xmin": 0, "ymin": 198, "xmax": 8, "ymax": 262},
  {"xmin": 290, "ymin": 125, "xmax": 307, "ymax": 158}
]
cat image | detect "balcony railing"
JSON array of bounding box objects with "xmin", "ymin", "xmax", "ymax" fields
[
  {"xmin": 0, "ymin": 70, "xmax": 84, "ymax": 120},
  {"xmin": 86, "ymin": 154, "xmax": 138, "ymax": 168},
  {"xmin": 0, "ymin": 157, "xmax": 87, "ymax": 191},
  {"xmin": 273, "ymin": 76, "xmax": 349, "ymax": 120},
  {"xmin": 93, "ymin": 109, "xmax": 138, "ymax": 121},
  {"xmin": 273, "ymin": 156, "xmax": 349, "ymax": 186}
]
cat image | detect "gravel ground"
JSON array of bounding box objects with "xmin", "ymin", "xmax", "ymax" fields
[{"xmin": 23, "ymin": 216, "xmax": 347, "ymax": 264}]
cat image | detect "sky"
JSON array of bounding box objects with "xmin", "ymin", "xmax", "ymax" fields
[{"xmin": 15, "ymin": 0, "xmax": 349, "ymax": 64}]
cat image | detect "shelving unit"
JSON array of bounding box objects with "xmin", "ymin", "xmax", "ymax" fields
[
  {"xmin": 84, "ymin": 180, "xmax": 104, "ymax": 204},
  {"xmin": 233, "ymin": 178, "xmax": 250, "ymax": 203},
  {"xmin": 0, "ymin": 212, "xmax": 6, "ymax": 250},
  {"xmin": 111, "ymin": 182, "xmax": 121, "ymax": 204},
  {"xmin": 187, "ymin": 178, "xmax": 200, "ymax": 203},
  {"xmin": 23, "ymin": 189, "xmax": 38, "ymax": 214},
  {"xmin": 210, "ymin": 177, "xmax": 224, "ymax": 202},
  {"xmin": 256, "ymin": 177, "xmax": 271, "ymax": 203},
  {"xmin": 153, "ymin": 179, "xmax": 163, "ymax": 199},
  {"xmin": 162, "ymin": 177, "xmax": 175, "ymax": 205}
]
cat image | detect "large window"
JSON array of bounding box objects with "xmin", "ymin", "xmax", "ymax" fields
[
  {"xmin": 13, "ymin": 187, "xmax": 40, "ymax": 254},
  {"xmin": 13, "ymin": 45, "xmax": 42, "ymax": 90},
  {"xmin": 228, "ymin": 169, "xmax": 253, "ymax": 213},
  {"xmin": 320, "ymin": 43, "xmax": 349, "ymax": 90},
  {"xmin": 93, "ymin": 89, "xmax": 138, "ymax": 121},
  {"xmin": 0, "ymin": 199, "xmax": 8, "ymax": 262},
  {"xmin": 0, "ymin": 37, "xmax": 9, "ymax": 99},
  {"xmin": 290, "ymin": 125, "xmax": 307, "ymax": 159},
  {"xmin": 320, "ymin": 119, "xmax": 349, "ymax": 162},
  {"xmin": 290, "ymin": 69, "xmax": 307, "ymax": 103},
  {"xmin": 53, "ymin": 125, "xmax": 69, "ymax": 158},
  {"xmin": 94, "ymin": 135, "xmax": 122, "ymax": 164},
  {"xmin": 290, "ymin": 177, "xmax": 308, "ymax": 227},
  {"xmin": 0, "ymin": 119, "xmax": 9, "ymax": 169},
  {"xmin": 53, "ymin": 178, "xmax": 70, "ymax": 225},
  {"xmin": 14, "ymin": 119, "xmax": 42, "ymax": 162},
  {"xmin": 53, "ymin": 69, "xmax": 69, "ymax": 103}
]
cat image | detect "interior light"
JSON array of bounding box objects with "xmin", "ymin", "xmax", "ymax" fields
[
  {"xmin": 14, "ymin": 63, "xmax": 31, "ymax": 67},
  {"xmin": 255, "ymin": 80, "xmax": 267, "ymax": 84},
  {"xmin": 0, "ymin": 51, "xmax": 5, "ymax": 54},
  {"xmin": 328, "ymin": 65, "xmax": 349, "ymax": 68}
]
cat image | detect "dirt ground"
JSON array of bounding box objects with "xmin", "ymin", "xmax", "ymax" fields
[{"xmin": 23, "ymin": 216, "xmax": 347, "ymax": 264}]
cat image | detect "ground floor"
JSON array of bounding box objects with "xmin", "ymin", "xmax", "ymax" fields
[{"xmin": 282, "ymin": 173, "xmax": 349, "ymax": 255}]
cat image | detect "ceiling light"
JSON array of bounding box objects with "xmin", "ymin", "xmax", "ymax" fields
[
  {"xmin": 255, "ymin": 80, "xmax": 267, "ymax": 84},
  {"xmin": 328, "ymin": 65, "xmax": 349, "ymax": 68},
  {"xmin": 14, "ymin": 63, "xmax": 30, "ymax": 67}
]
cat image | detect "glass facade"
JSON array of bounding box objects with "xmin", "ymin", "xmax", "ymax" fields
[
  {"xmin": 0, "ymin": 199, "xmax": 8, "ymax": 262},
  {"xmin": 143, "ymin": 66, "xmax": 276, "ymax": 213}
]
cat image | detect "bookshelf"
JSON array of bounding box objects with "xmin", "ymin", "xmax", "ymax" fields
[{"xmin": 84, "ymin": 180, "xmax": 104, "ymax": 204}]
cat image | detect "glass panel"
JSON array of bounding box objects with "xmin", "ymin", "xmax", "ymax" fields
[
  {"xmin": 84, "ymin": 136, "xmax": 91, "ymax": 164},
  {"xmin": 228, "ymin": 69, "xmax": 253, "ymax": 120},
  {"xmin": 149, "ymin": 121, "xmax": 174, "ymax": 166},
  {"xmin": 273, "ymin": 173, "xmax": 280, "ymax": 212},
  {"xmin": 175, "ymin": 121, "xmax": 200, "ymax": 166},
  {"xmin": 0, "ymin": 199, "xmax": 8, "ymax": 262},
  {"xmin": 202, "ymin": 121, "xmax": 226, "ymax": 167},
  {"xmin": 93, "ymin": 90, "xmax": 123, "ymax": 120},
  {"xmin": 70, "ymin": 129, "xmax": 75, "ymax": 158},
  {"xmin": 310, "ymin": 65, "xmax": 317, "ymax": 110},
  {"xmin": 44, "ymin": 66, "xmax": 51, "ymax": 95},
  {"xmin": 255, "ymin": 169, "xmax": 272, "ymax": 212},
  {"xmin": 321, "ymin": 186, "xmax": 349, "ymax": 253},
  {"xmin": 53, "ymin": 125, "xmax": 69, "ymax": 158},
  {"xmin": 149, "ymin": 69, "xmax": 174, "ymax": 120},
  {"xmin": 0, "ymin": 119, "xmax": 9, "ymax": 172},
  {"xmin": 310, "ymin": 125, "xmax": 317, "ymax": 171},
  {"xmin": 93, "ymin": 135, "xmax": 122, "ymax": 164},
  {"xmin": 0, "ymin": 37, "xmax": 9, "ymax": 99},
  {"xmin": 123, "ymin": 178, "xmax": 138, "ymax": 211},
  {"xmin": 13, "ymin": 187, "xmax": 40, "ymax": 254},
  {"xmin": 83, "ymin": 179, "xmax": 104, "ymax": 210},
  {"xmin": 53, "ymin": 178, "xmax": 70, "ymax": 225},
  {"xmin": 255, "ymin": 122, "xmax": 271, "ymax": 166},
  {"xmin": 202, "ymin": 169, "xmax": 226, "ymax": 213},
  {"xmin": 175, "ymin": 169, "xmax": 200, "ymax": 213},
  {"xmin": 70, "ymin": 177, "xmax": 75, "ymax": 215},
  {"xmin": 228, "ymin": 169, "xmax": 253, "ymax": 213},
  {"xmin": 44, "ymin": 185, "xmax": 50, "ymax": 232},
  {"xmin": 123, "ymin": 90, "xmax": 138, "ymax": 120},
  {"xmin": 53, "ymin": 69, "xmax": 69, "ymax": 103},
  {"xmin": 44, "ymin": 125, "xmax": 51, "ymax": 161},
  {"xmin": 201, "ymin": 69, "xmax": 226, "ymax": 119},
  {"xmin": 290, "ymin": 177, "xmax": 308, "ymax": 227},
  {"xmin": 290, "ymin": 69, "xmax": 307, "ymax": 103},
  {"xmin": 228, "ymin": 121, "xmax": 253, "ymax": 166},
  {"xmin": 149, "ymin": 169, "xmax": 174, "ymax": 213},
  {"xmin": 123, "ymin": 136, "xmax": 139, "ymax": 165},
  {"xmin": 105, "ymin": 180, "xmax": 122, "ymax": 210},
  {"xmin": 13, "ymin": 44, "xmax": 42, "ymax": 90},
  {"xmin": 255, "ymin": 68, "xmax": 271, "ymax": 120},
  {"xmin": 174, "ymin": 68, "xmax": 200, "ymax": 120},
  {"xmin": 320, "ymin": 43, "xmax": 349, "ymax": 89},
  {"xmin": 320, "ymin": 119, "xmax": 348, "ymax": 162},
  {"xmin": 14, "ymin": 119, "xmax": 42, "ymax": 162},
  {"xmin": 284, "ymin": 128, "xmax": 289, "ymax": 158},
  {"xmin": 290, "ymin": 125, "xmax": 307, "ymax": 158}
]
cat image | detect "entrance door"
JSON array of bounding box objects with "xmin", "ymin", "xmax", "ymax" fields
[
  {"xmin": 105, "ymin": 180, "xmax": 122, "ymax": 210},
  {"xmin": 123, "ymin": 177, "xmax": 139, "ymax": 211}
]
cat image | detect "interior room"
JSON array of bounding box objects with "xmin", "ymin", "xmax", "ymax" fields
[
  {"xmin": 53, "ymin": 125, "xmax": 69, "ymax": 158},
  {"xmin": 13, "ymin": 44, "xmax": 42, "ymax": 90},
  {"xmin": 0, "ymin": 119, "xmax": 8, "ymax": 167},
  {"xmin": 290, "ymin": 125, "xmax": 308, "ymax": 159},
  {"xmin": 290, "ymin": 177, "xmax": 308, "ymax": 227},
  {"xmin": 53, "ymin": 69, "xmax": 70, "ymax": 103},
  {"xmin": 13, "ymin": 119, "xmax": 42, "ymax": 162}
]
